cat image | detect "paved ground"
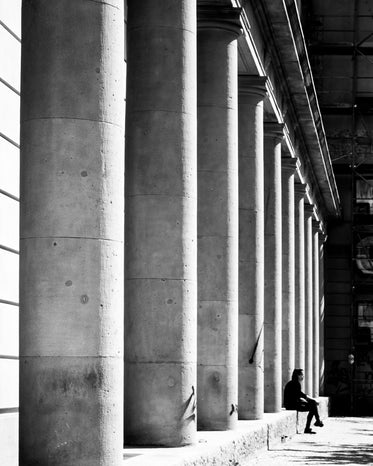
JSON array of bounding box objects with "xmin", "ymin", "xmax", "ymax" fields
[{"xmin": 244, "ymin": 417, "xmax": 373, "ymax": 465}]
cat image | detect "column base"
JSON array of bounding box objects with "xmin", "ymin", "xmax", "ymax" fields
[
  {"xmin": 125, "ymin": 362, "xmax": 196, "ymax": 446},
  {"xmin": 197, "ymin": 364, "xmax": 238, "ymax": 431},
  {"xmin": 20, "ymin": 356, "xmax": 123, "ymax": 466}
]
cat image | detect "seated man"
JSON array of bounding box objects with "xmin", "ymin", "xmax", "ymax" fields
[{"xmin": 284, "ymin": 368, "xmax": 324, "ymax": 434}]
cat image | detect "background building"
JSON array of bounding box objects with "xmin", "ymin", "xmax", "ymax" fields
[{"xmin": 307, "ymin": 0, "xmax": 373, "ymax": 416}]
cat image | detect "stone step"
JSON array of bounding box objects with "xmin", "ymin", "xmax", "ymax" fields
[{"xmin": 123, "ymin": 398, "xmax": 329, "ymax": 466}]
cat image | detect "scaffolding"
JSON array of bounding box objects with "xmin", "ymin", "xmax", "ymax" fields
[
  {"xmin": 310, "ymin": 0, "xmax": 373, "ymax": 414},
  {"xmin": 350, "ymin": 0, "xmax": 373, "ymax": 415}
]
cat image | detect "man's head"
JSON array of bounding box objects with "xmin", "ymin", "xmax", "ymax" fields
[{"xmin": 292, "ymin": 368, "xmax": 304, "ymax": 382}]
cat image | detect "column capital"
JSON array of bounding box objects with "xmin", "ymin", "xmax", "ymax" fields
[
  {"xmin": 238, "ymin": 75, "xmax": 267, "ymax": 101},
  {"xmin": 197, "ymin": 5, "xmax": 242, "ymax": 36},
  {"xmin": 312, "ymin": 219, "xmax": 321, "ymax": 233},
  {"xmin": 319, "ymin": 232, "xmax": 328, "ymax": 243},
  {"xmin": 294, "ymin": 182, "xmax": 307, "ymax": 199},
  {"xmin": 282, "ymin": 157, "xmax": 298, "ymax": 173},
  {"xmin": 264, "ymin": 122, "xmax": 284, "ymax": 142},
  {"xmin": 304, "ymin": 203, "xmax": 314, "ymax": 218}
]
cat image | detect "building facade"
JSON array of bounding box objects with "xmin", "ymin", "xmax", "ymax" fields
[{"xmin": 0, "ymin": 0, "xmax": 361, "ymax": 465}]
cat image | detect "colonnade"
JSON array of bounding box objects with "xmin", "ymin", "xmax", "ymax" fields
[{"xmin": 19, "ymin": 1, "xmax": 326, "ymax": 464}]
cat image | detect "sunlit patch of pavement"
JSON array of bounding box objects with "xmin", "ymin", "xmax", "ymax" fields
[{"xmin": 241, "ymin": 417, "xmax": 373, "ymax": 465}]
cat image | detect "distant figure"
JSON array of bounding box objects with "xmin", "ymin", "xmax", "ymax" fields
[{"xmin": 284, "ymin": 368, "xmax": 324, "ymax": 434}]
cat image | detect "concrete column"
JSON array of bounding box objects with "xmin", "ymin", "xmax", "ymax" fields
[
  {"xmin": 238, "ymin": 75, "xmax": 267, "ymax": 420},
  {"xmin": 125, "ymin": 0, "xmax": 197, "ymax": 446},
  {"xmin": 197, "ymin": 5, "xmax": 241, "ymax": 431},
  {"xmin": 264, "ymin": 122, "xmax": 283, "ymax": 413},
  {"xmin": 319, "ymin": 233, "xmax": 326, "ymax": 395},
  {"xmin": 281, "ymin": 158, "xmax": 297, "ymax": 393},
  {"xmin": 294, "ymin": 183, "xmax": 306, "ymax": 371},
  {"xmin": 20, "ymin": 1, "xmax": 125, "ymax": 464},
  {"xmin": 304, "ymin": 204, "xmax": 314, "ymax": 395},
  {"xmin": 312, "ymin": 220, "xmax": 320, "ymax": 397}
]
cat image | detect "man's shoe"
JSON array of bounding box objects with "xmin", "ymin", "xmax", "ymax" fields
[
  {"xmin": 314, "ymin": 420, "xmax": 324, "ymax": 427},
  {"xmin": 304, "ymin": 428, "xmax": 316, "ymax": 434}
]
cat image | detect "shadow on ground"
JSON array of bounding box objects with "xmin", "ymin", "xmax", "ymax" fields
[{"xmin": 271, "ymin": 445, "xmax": 373, "ymax": 464}]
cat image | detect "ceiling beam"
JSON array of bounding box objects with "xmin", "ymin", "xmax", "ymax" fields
[{"xmin": 309, "ymin": 43, "xmax": 373, "ymax": 55}]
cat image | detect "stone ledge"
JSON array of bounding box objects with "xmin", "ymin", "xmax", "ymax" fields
[{"xmin": 123, "ymin": 407, "xmax": 330, "ymax": 466}]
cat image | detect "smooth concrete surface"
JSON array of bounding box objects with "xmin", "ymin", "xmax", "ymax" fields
[
  {"xmin": 0, "ymin": 248, "xmax": 18, "ymax": 303},
  {"xmin": 0, "ymin": 83, "xmax": 19, "ymax": 144},
  {"xmin": 125, "ymin": 0, "xmax": 197, "ymax": 446},
  {"xmin": 304, "ymin": 205, "xmax": 314, "ymax": 395},
  {"xmin": 0, "ymin": 137, "xmax": 19, "ymax": 197},
  {"xmin": 20, "ymin": 1, "xmax": 125, "ymax": 464},
  {"xmin": 312, "ymin": 224, "xmax": 320, "ymax": 397},
  {"xmin": 238, "ymin": 75, "xmax": 267, "ymax": 420},
  {"xmin": 0, "ymin": 413, "xmax": 18, "ymax": 466},
  {"xmin": 0, "ymin": 20, "xmax": 21, "ymax": 91},
  {"xmin": 197, "ymin": 5, "xmax": 241, "ymax": 431},
  {"xmin": 0, "ymin": 358, "xmax": 18, "ymax": 408},
  {"xmin": 0, "ymin": 194, "xmax": 19, "ymax": 251},
  {"xmin": 294, "ymin": 184, "xmax": 306, "ymax": 371},
  {"xmin": 0, "ymin": 0, "xmax": 21, "ymax": 38},
  {"xmin": 0, "ymin": 304, "xmax": 18, "ymax": 357},
  {"xmin": 281, "ymin": 158, "xmax": 297, "ymax": 392},
  {"xmin": 264, "ymin": 123, "xmax": 284, "ymax": 413}
]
